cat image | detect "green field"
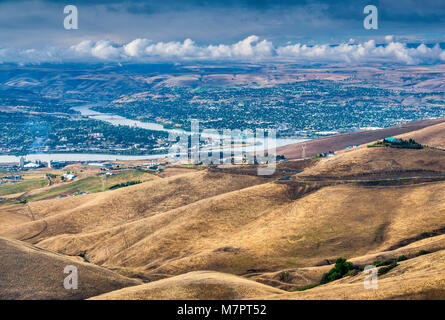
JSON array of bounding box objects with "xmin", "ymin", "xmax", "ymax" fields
[
  {"xmin": 24, "ymin": 170, "xmax": 155, "ymax": 202},
  {"xmin": 0, "ymin": 179, "xmax": 48, "ymax": 197}
]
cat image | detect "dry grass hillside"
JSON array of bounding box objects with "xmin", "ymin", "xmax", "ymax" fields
[
  {"xmin": 89, "ymin": 248, "xmax": 445, "ymax": 300},
  {"xmin": 0, "ymin": 171, "xmax": 268, "ymax": 243},
  {"xmin": 262, "ymin": 249, "xmax": 445, "ymax": 300},
  {"xmin": 1, "ymin": 119, "xmax": 445, "ymax": 300},
  {"xmin": 0, "ymin": 236, "xmax": 141, "ymax": 300},
  {"xmin": 276, "ymin": 117, "xmax": 445, "ymax": 159},
  {"xmin": 0, "ymin": 205, "xmax": 31, "ymax": 228},
  {"xmin": 1, "ymin": 174, "xmax": 444, "ymax": 283},
  {"xmin": 299, "ymin": 146, "xmax": 445, "ymax": 178},
  {"xmin": 397, "ymin": 121, "xmax": 445, "ymax": 149},
  {"xmin": 29, "ymin": 182, "xmax": 294, "ymax": 278},
  {"xmin": 247, "ymin": 233, "xmax": 445, "ymax": 290},
  {"xmin": 89, "ymin": 271, "xmax": 286, "ymax": 300}
]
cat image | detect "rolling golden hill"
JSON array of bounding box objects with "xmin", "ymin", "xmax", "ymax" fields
[
  {"xmin": 86, "ymin": 250, "xmax": 445, "ymax": 300},
  {"xmin": 89, "ymin": 271, "xmax": 286, "ymax": 300},
  {"xmin": 0, "ymin": 171, "xmax": 268, "ymax": 243},
  {"xmin": 262, "ymin": 248, "xmax": 445, "ymax": 300},
  {"xmin": 0, "ymin": 236, "xmax": 141, "ymax": 300},
  {"xmin": 276, "ymin": 117, "xmax": 445, "ymax": 159},
  {"xmin": 298, "ymin": 145, "xmax": 445, "ymax": 178},
  {"xmin": 397, "ymin": 120, "xmax": 445, "ymax": 149},
  {"xmin": 1, "ymin": 118, "xmax": 445, "ymax": 300},
  {"xmin": 2, "ymin": 162, "xmax": 444, "ymax": 282}
]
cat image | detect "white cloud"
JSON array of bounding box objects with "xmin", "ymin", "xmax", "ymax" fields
[
  {"xmin": 230, "ymin": 35, "xmax": 274, "ymax": 57},
  {"xmin": 277, "ymin": 40, "xmax": 445, "ymax": 65},
  {"xmin": 123, "ymin": 39, "xmax": 152, "ymax": 57},
  {"xmin": 0, "ymin": 36, "xmax": 444, "ymax": 65},
  {"xmin": 385, "ymin": 35, "xmax": 394, "ymax": 42},
  {"xmin": 71, "ymin": 40, "xmax": 122, "ymax": 60}
]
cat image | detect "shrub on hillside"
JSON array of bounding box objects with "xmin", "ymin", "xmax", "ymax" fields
[
  {"xmin": 320, "ymin": 258, "xmax": 356, "ymax": 284},
  {"xmin": 416, "ymin": 250, "xmax": 430, "ymax": 257},
  {"xmin": 109, "ymin": 180, "xmax": 142, "ymax": 190},
  {"xmin": 378, "ymin": 261, "xmax": 398, "ymax": 276},
  {"xmin": 294, "ymin": 283, "xmax": 321, "ymax": 291},
  {"xmin": 373, "ymin": 258, "xmax": 396, "ymax": 267},
  {"xmin": 295, "ymin": 257, "xmax": 359, "ymax": 291}
]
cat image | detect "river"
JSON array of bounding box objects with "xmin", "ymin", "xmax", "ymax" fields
[{"xmin": 0, "ymin": 105, "xmax": 306, "ymax": 164}]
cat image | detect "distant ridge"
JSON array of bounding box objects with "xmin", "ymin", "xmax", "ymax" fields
[{"xmin": 277, "ymin": 117, "xmax": 445, "ymax": 159}]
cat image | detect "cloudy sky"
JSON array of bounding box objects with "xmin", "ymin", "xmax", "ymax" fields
[{"xmin": 0, "ymin": 0, "xmax": 444, "ymax": 64}]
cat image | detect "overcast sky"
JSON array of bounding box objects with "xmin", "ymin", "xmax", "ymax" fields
[
  {"xmin": 1, "ymin": 0, "xmax": 444, "ymax": 46},
  {"xmin": 0, "ymin": 0, "xmax": 444, "ymax": 64}
]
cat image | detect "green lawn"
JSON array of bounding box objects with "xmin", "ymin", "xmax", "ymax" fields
[
  {"xmin": 0, "ymin": 179, "xmax": 48, "ymax": 197},
  {"xmin": 24, "ymin": 170, "xmax": 154, "ymax": 202}
]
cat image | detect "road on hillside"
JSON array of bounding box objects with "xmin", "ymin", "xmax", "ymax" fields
[{"xmin": 296, "ymin": 173, "xmax": 445, "ymax": 183}]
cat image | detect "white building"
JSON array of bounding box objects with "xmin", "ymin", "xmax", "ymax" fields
[
  {"xmin": 62, "ymin": 173, "xmax": 76, "ymax": 181},
  {"xmin": 88, "ymin": 162, "xmax": 104, "ymax": 167},
  {"xmin": 24, "ymin": 162, "xmax": 40, "ymax": 168}
]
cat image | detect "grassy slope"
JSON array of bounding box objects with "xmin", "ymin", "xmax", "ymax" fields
[
  {"xmin": 0, "ymin": 236, "xmax": 141, "ymax": 300},
  {"xmin": 90, "ymin": 271, "xmax": 285, "ymax": 300},
  {"xmin": 2, "ymin": 176, "xmax": 442, "ymax": 282},
  {"xmin": 1, "ymin": 123, "xmax": 445, "ymax": 299},
  {"xmin": 299, "ymin": 145, "xmax": 445, "ymax": 178},
  {"xmin": 398, "ymin": 120, "xmax": 445, "ymax": 149},
  {"xmin": 89, "ymin": 247, "xmax": 445, "ymax": 300},
  {"xmin": 261, "ymin": 249, "xmax": 445, "ymax": 300},
  {"xmin": 0, "ymin": 205, "xmax": 31, "ymax": 228},
  {"xmin": 0, "ymin": 179, "xmax": 47, "ymax": 197},
  {"xmin": 276, "ymin": 117, "xmax": 445, "ymax": 159},
  {"xmin": 0, "ymin": 171, "xmax": 269, "ymax": 241},
  {"xmin": 23, "ymin": 169, "xmax": 156, "ymax": 202},
  {"xmin": 0, "ymin": 147, "xmax": 444, "ymax": 283},
  {"xmin": 247, "ymin": 233, "xmax": 445, "ymax": 290}
]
